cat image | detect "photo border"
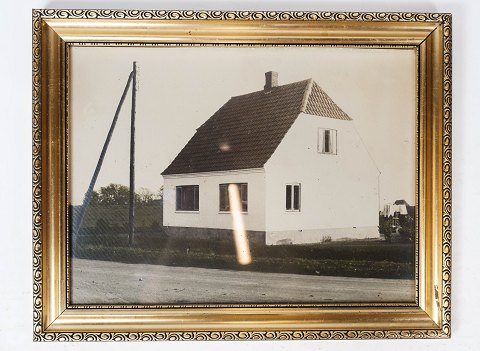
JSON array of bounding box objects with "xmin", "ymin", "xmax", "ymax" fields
[{"xmin": 32, "ymin": 9, "xmax": 452, "ymax": 341}]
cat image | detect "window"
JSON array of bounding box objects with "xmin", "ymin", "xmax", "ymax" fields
[
  {"xmin": 286, "ymin": 184, "xmax": 301, "ymax": 211},
  {"xmin": 176, "ymin": 185, "xmax": 199, "ymax": 211},
  {"xmin": 318, "ymin": 128, "xmax": 337, "ymax": 154},
  {"xmin": 219, "ymin": 183, "xmax": 248, "ymax": 212}
]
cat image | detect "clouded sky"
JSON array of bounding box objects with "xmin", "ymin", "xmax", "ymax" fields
[{"xmin": 70, "ymin": 46, "xmax": 416, "ymax": 207}]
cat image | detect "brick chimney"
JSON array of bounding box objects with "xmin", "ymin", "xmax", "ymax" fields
[{"xmin": 264, "ymin": 71, "xmax": 278, "ymax": 92}]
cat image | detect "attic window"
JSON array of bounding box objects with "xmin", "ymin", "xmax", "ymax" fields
[{"xmin": 318, "ymin": 128, "xmax": 337, "ymax": 154}]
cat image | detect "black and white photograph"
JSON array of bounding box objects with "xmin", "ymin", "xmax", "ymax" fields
[{"xmin": 69, "ymin": 46, "xmax": 417, "ymax": 305}]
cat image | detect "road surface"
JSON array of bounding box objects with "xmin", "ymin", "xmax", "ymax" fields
[{"xmin": 70, "ymin": 258, "xmax": 415, "ymax": 304}]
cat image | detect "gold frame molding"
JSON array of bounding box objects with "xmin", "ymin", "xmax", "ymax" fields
[{"xmin": 32, "ymin": 9, "xmax": 452, "ymax": 341}]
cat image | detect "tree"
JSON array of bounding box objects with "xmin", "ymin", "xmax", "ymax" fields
[
  {"xmin": 379, "ymin": 215, "xmax": 394, "ymax": 242},
  {"xmin": 398, "ymin": 213, "xmax": 415, "ymax": 241},
  {"xmin": 137, "ymin": 187, "xmax": 154, "ymax": 205},
  {"xmin": 89, "ymin": 190, "xmax": 101, "ymax": 206},
  {"xmin": 88, "ymin": 183, "xmax": 163, "ymax": 206},
  {"xmin": 156, "ymin": 185, "xmax": 164, "ymax": 200},
  {"xmin": 98, "ymin": 184, "xmax": 130, "ymax": 205}
]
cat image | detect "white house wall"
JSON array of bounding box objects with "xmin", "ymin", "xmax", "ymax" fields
[
  {"xmin": 162, "ymin": 169, "xmax": 266, "ymax": 232},
  {"xmin": 264, "ymin": 113, "xmax": 380, "ymax": 244}
]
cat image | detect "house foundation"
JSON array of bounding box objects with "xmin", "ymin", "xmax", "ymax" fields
[
  {"xmin": 163, "ymin": 226, "xmax": 266, "ymax": 245},
  {"xmin": 266, "ymin": 226, "xmax": 380, "ymax": 245}
]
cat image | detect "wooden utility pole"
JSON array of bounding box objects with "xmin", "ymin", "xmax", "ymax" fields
[
  {"xmin": 73, "ymin": 70, "xmax": 134, "ymax": 248},
  {"xmin": 128, "ymin": 61, "xmax": 137, "ymax": 246}
]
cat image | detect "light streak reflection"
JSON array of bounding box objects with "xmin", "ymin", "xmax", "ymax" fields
[{"xmin": 228, "ymin": 184, "xmax": 252, "ymax": 265}]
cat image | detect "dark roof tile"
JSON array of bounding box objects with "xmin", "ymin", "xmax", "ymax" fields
[{"xmin": 162, "ymin": 78, "xmax": 351, "ymax": 175}]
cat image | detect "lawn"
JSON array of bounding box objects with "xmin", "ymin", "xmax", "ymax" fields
[{"xmin": 73, "ymin": 232, "xmax": 415, "ymax": 279}]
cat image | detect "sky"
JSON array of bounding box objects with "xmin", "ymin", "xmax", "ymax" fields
[{"xmin": 70, "ymin": 46, "xmax": 416, "ymax": 207}]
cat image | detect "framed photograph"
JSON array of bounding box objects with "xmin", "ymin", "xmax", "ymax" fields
[{"xmin": 32, "ymin": 9, "xmax": 452, "ymax": 341}]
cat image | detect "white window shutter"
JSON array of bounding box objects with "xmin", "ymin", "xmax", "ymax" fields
[
  {"xmin": 318, "ymin": 128, "xmax": 324, "ymax": 153},
  {"xmin": 332, "ymin": 130, "xmax": 337, "ymax": 154}
]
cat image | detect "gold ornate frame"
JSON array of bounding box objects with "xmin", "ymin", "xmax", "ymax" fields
[{"xmin": 32, "ymin": 9, "xmax": 452, "ymax": 341}]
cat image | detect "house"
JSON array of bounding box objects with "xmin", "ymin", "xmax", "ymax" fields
[
  {"xmin": 381, "ymin": 199, "xmax": 415, "ymax": 227},
  {"xmin": 161, "ymin": 71, "xmax": 380, "ymax": 245}
]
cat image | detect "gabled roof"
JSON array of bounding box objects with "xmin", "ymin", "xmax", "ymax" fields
[{"xmin": 162, "ymin": 78, "xmax": 351, "ymax": 175}]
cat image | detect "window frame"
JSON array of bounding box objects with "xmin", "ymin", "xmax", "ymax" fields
[
  {"xmin": 175, "ymin": 185, "xmax": 199, "ymax": 212},
  {"xmin": 285, "ymin": 183, "xmax": 301, "ymax": 212},
  {"xmin": 219, "ymin": 183, "xmax": 248, "ymax": 213},
  {"xmin": 318, "ymin": 128, "xmax": 338, "ymax": 155}
]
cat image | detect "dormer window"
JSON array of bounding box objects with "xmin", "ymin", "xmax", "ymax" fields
[{"xmin": 318, "ymin": 128, "xmax": 337, "ymax": 155}]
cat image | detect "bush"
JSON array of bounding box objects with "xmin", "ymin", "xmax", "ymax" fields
[
  {"xmin": 150, "ymin": 220, "xmax": 160, "ymax": 231},
  {"xmin": 321, "ymin": 235, "xmax": 332, "ymax": 243},
  {"xmin": 378, "ymin": 216, "xmax": 394, "ymax": 242},
  {"xmin": 95, "ymin": 218, "xmax": 110, "ymax": 234},
  {"xmin": 398, "ymin": 215, "xmax": 415, "ymax": 241},
  {"xmin": 74, "ymin": 245, "xmax": 414, "ymax": 279}
]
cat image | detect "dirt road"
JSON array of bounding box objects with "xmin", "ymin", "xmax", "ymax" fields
[{"xmin": 70, "ymin": 258, "xmax": 415, "ymax": 304}]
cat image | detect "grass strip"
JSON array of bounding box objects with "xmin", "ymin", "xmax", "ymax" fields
[{"xmin": 75, "ymin": 245, "xmax": 414, "ymax": 279}]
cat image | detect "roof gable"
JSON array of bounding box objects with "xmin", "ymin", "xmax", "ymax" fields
[
  {"xmin": 303, "ymin": 80, "xmax": 352, "ymax": 120},
  {"xmin": 162, "ymin": 78, "xmax": 351, "ymax": 175}
]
